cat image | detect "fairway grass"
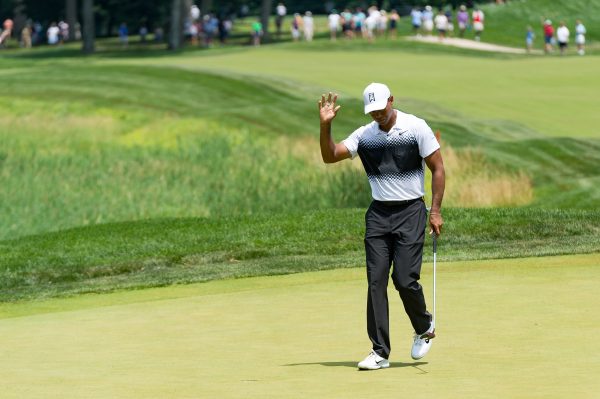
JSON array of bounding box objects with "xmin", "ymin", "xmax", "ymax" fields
[
  {"xmin": 1, "ymin": 254, "xmax": 598, "ymax": 398},
  {"xmin": 112, "ymin": 46, "xmax": 600, "ymax": 138}
]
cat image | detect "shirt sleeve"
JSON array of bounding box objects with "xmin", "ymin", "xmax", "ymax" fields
[
  {"xmin": 414, "ymin": 118, "xmax": 440, "ymax": 158},
  {"xmin": 342, "ymin": 125, "xmax": 365, "ymax": 159}
]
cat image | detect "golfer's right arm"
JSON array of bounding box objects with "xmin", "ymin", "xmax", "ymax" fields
[{"xmin": 319, "ymin": 93, "xmax": 351, "ymax": 164}]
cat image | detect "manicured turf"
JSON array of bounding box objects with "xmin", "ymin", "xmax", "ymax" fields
[
  {"xmin": 1, "ymin": 255, "xmax": 598, "ymax": 398},
  {"xmin": 122, "ymin": 45, "xmax": 600, "ymax": 138}
]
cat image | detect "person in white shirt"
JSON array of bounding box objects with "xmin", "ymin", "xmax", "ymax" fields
[
  {"xmin": 422, "ymin": 5, "xmax": 434, "ymax": 35},
  {"xmin": 318, "ymin": 83, "xmax": 445, "ymax": 370},
  {"xmin": 47, "ymin": 22, "xmax": 60, "ymax": 45},
  {"xmin": 328, "ymin": 9, "xmax": 341, "ymax": 41},
  {"xmin": 434, "ymin": 9, "xmax": 448, "ymax": 39},
  {"xmin": 275, "ymin": 3, "xmax": 287, "ymax": 38},
  {"xmin": 556, "ymin": 21, "xmax": 569, "ymax": 55},
  {"xmin": 365, "ymin": 6, "xmax": 380, "ymax": 43},
  {"xmin": 575, "ymin": 19, "xmax": 586, "ymax": 56},
  {"xmin": 472, "ymin": 7, "xmax": 484, "ymax": 41},
  {"xmin": 303, "ymin": 11, "xmax": 314, "ymax": 41}
]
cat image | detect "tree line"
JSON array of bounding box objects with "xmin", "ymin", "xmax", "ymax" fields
[{"xmin": 1, "ymin": 0, "xmax": 496, "ymax": 53}]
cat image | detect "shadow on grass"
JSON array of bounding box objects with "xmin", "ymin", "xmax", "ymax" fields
[{"xmin": 283, "ymin": 361, "xmax": 428, "ymax": 369}]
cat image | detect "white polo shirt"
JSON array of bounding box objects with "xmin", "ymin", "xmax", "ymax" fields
[{"xmin": 342, "ymin": 110, "xmax": 439, "ymax": 201}]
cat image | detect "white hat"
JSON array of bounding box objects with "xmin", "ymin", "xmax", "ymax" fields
[
  {"xmin": 363, "ymin": 83, "xmax": 391, "ymax": 114},
  {"xmin": 544, "ymin": 19, "xmax": 552, "ymax": 25}
]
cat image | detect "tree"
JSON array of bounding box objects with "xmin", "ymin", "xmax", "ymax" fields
[
  {"xmin": 168, "ymin": 0, "xmax": 182, "ymax": 50},
  {"xmin": 65, "ymin": 0, "xmax": 77, "ymax": 41},
  {"xmin": 200, "ymin": 0, "xmax": 212, "ymax": 14},
  {"xmin": 259, "ymin": 0, "xmax": 272, "ymax": 41},
  {"xmin": 82, "ymin": 0, "xmax": 95, "ymax": 53}
]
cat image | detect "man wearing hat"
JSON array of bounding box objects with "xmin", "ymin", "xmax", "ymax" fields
[{"xmin": 318, "ymin": 83, "xmax": 445, "ymax": 370}]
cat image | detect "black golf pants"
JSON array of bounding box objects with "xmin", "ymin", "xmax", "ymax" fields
[{"xmin": 364, "ymin": 199, "xmax": 431, "ymax": 359}]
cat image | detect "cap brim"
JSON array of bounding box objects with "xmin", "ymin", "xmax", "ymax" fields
[{"xmin": 364, "ymin": 101, "xmax": 388, "ymax": 114}]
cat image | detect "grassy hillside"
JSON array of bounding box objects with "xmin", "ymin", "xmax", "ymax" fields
[
  {"xmin": 1, "ymin": 208, "xmax": 599, "ymax": 301},
  {"xmin": 128, "ymin": 46, "xmax": 600, "ymax": 138},
  {"xmin": 1, "ymin": 24, "xmax": 599, "ymax": 301},
  {"xmin": 480, "ymin": 0, "xmax": 600, "ymax": 48},
  {"xmin": 1, "ymin": 59, "xmax": 598, "ymax": 241}
]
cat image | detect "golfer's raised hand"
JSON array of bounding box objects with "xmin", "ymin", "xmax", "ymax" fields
[{"xmin": 319, "ymin": 92, "xmax": 341, "ymax": 124}]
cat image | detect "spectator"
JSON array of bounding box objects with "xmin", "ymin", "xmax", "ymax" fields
[
  {"xmin": 139, "ymin": 25, "xmax": 148, "ymax": 43},
  {"xmin": 275, "ymin": 3, "xmax": 286, "ymax": 39},
  {"xmin": 154, "ymin": 27, "xmax": 164, "ymax": 42},
  {"xmin": 74, "ymin": 22, "xmax": 81, "ymax": 40},
  {"xmin": 303, "ymin": 11, "xmax": 314, "ymax": 42},
  {"xmin": 203, "ymin": 14, "xmax": 219, "ymax": 47},
  {"xmin": 189, "ymin": 21, "xmax": 199, "ymax": 45},
  {"xmin": 341, "ymin": 8, "xmax": 354, "ymax": 39},
  {"xmin": 191, "ymin": 4, "xmax": 201, "ymax": 21},
  {"xmin": 457, "ymin": 5, "xmax": 469, "ymax": 38},
  {"xmin": 377, "ymin": 10, "xmax": 388, "ymax": 38},
  {"xmin": 472, "ymin": 7, "xmax": 484, "ymax": 41},
  {"xmin": 251, "ymin": 19, "xmax": 262, "ymax": 46},
  {"xmin": 422, "ymin": 5, "xmax": 434, "ymax": 36},
  {"xmin": 556, "ymin": 21, "xmax": 569, "ymax": 56},
  {"xmin": 574, "ymin": 20, "xmax": 586, "ymax": 56},
  {"xmin": 21, "ymin": 23, "xmax": 32, "ymax": 48},
  {"xmin": 328, "ymin": 9, "xmax": 341, "ymax": 41},
  {"xmin": 118, "ymin": 23, "xmax": 128, "ymax": 48},
  {"xmin": 410, "ymin": 7, "xmax": 422, "ymax": 36},
  {"xmin": 444, "ymin": 6, "xmax": 454, "ymax": 37},
  {"xmin": 542, "ymin": 19, "xmax": 554, "ymax": 54},
  {"xmin": 58, "ymin": 20, "xmax": 69, "ymax": 42},
  {"xmin": 525, "ymin": 25, "xmax": 535, "ymax": 53},
  {"xmin": 353, "ymin": 8, "xmax": 366, "ymax": 39},
  {"xmin": 32, "ymin": 22, "xmax": 43, "ymax": 45},
  {"xmin": 0, "ymin": 18, "xmax": 13, "ymax": 47},
  {"xmin": 388, "ymin": 9, "xmax": 400, "ymax": 40},
  {"xmin": 365, "ymin": 6, "xmax": 380, "ymax": 43},
  {"xmin": 291, "ymin": 13, "xmax": 302, "ymax": 41},
  {"xmin": 434, "ymin": 9, "xmax": 448, "ymax": 40},
  {"xmin": 47, "ymin": 22, "xmax": 60, "ymax": 45},
  {"xmin": 219, "ymin": 17, "xmax": 232, "ymax": 44}
]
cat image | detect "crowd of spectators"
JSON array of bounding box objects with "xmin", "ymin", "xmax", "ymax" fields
[{"xmin": 0, "ymin": 3, "xmax": 589, "ymax": 56}]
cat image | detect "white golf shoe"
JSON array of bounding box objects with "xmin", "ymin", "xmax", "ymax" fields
[
  {"xmin": 411, "ymin": 327, "xmax": 436, "ymax": 360},
  {"xmin": 357, "ymin": 350, "xmax": 389, "ymax": 370}
]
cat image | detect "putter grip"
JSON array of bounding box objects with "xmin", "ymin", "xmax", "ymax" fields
[{"xmin": 433, "ymin": 234, "xmax": 437, "ymax": 252}]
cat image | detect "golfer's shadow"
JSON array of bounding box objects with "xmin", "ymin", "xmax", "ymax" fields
[{"xmin": 284, "ymin": 361, "xmax": 427, "ymax": 369}]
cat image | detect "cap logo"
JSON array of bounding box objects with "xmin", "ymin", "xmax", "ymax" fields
[{"xmin": 368, "ymin": 93, "xmax": 375, "ymax": 103}]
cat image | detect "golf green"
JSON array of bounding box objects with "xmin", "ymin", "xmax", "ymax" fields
[{"xmin": 1, "ymin": 254, "xmax": 598, "ymax": 398}]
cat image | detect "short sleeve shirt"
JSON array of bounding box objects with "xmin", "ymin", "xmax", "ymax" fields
[{"xmin": 342, "ymin": 110, "xmax": 439, "ymax": 201}]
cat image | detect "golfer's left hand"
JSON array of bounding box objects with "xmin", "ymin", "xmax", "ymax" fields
[{"xmin": 429, "ymin": 213, "xmax": 443, "ymax": 236}]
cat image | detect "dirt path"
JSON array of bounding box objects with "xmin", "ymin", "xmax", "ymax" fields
[{"xmin": 406, "ymin": 35, "xmax": 542, "ymax": 54}]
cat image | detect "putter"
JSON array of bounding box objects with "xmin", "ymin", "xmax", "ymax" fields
[{"xmin": 432, "ymin": 233, "xmax": 437, "ymax": 331}]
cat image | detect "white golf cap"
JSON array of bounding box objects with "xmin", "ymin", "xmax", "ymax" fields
[{"xmin": 363, "ymin": 83, "xmax": 391, "ymax": 114}]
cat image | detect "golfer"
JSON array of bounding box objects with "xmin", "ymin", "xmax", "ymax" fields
[{"xmin": 318, "ymin": 83, "xmax": 445, "ymax": 370}]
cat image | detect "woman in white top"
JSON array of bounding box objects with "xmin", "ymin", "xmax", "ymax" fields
[
  {"xmin": 434, "ymin": 10, "xmax": 448, "ymax": 39},
  {"xmin": 575, "ymin": 20, "xmax": 586, "ymax": 56},
  {"xmin": 556, "ymin": 21, "xmax": 570, "ymax": 56}
]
